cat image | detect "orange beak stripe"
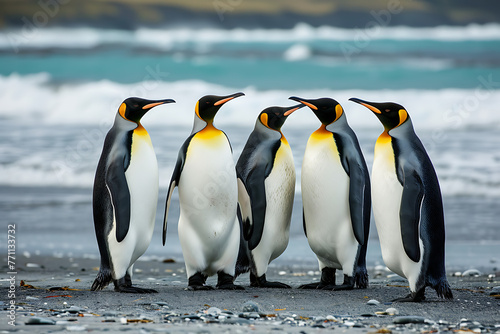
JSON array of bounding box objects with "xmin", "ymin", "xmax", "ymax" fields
[
  {"xmin": 298, "ymin": 100, "xmax": 318, "ymax": 110},
  {"xmin": 284, "ymin": 107, "xmax": 300, "ymax": 117},
  {"xmin": 142, "ymin": 102, "xmax": 165, "ymax": 110},
  {"xmin": 214, "ymin": 96, "xmax": 235, "ymax": 106},
  {"xmin": 360, "ymin": 102, "xmax": 381, "ymax": 114}
]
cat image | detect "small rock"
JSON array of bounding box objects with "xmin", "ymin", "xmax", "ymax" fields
[
  {"xmin": 385, "ymin": 307, "xmax": 399, "ymax": 315},
  {"xmin": 367, "ymin": 299, "xmax": 381, "ymax": 305},
  {"xmin": 26, "ymin": 317, "xmax": 56, "ymax": 325},
  {"xmin": 205, "ymin": 307, "xmax": 221, "ymax": 315},
  {"xmin": 26, "ymin": 296, "xmax": 39, "ymax": 300},
  {"xmin": 462, "ymin": 269, "xmax": 481, "ymax": 277},
  {"xmin": 453, "ymin": 272, "xmax": 462, "ymax": 277},
  {"xmin": 66, "ymin": 325, "xmax": 87, "ymax": 332},
  {"xmin": 162, "ymin": 258, "xmax": 176, "ymax": 263},
  {"xmin": 239, "ymin": 312, "xmax": 260, "ymax": 319},
  {"xmin": 490, "ymin": 286, "xmax": 500, "ymax": 295},
  {"xmin": 242, "ymin": 301, "xmax": 259, "ymax": 312},
  {"xmin": 222, "ymin": 317, "xmax": 251, "ymax": 325},
  {"xmin": 393, "ymin": 316, "xmax": 426, "ymax": 324}
]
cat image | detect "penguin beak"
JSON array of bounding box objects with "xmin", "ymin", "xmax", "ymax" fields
[
  {"xmin": 289, "ymin": 96, "xmax": 318, "ymax": 111},
  {"xmin": 349, "ymin": 98, "xmax": 382, "ymax": 114},
  {"xmin": 283, "ymin": 104, "xmax": 305, "ymax": 117},
  {"xmin": 142, "ymin": 99, "xmax": 176, "ymax": 110},
  {"xmin": 214, "ymin": 92, "xmax": 245, "ymax": 106}
]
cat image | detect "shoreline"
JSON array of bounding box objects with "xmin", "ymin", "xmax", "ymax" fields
[{"xmin": 1, "ymin": 254, "xmax": 499, "ymax": 332}]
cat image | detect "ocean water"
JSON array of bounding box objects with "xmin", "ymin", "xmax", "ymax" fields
[{"xmin": 1, "ymin": 23, "xmax": 499, "ymax": 271}]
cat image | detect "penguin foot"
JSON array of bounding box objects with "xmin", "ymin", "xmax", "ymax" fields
[
  {"xmin": 187, "ymin": 285, "xmax": 214, "ymax": 291},
  {"xmin": 297, "ymin": 282, "xmax": 335, "ymax": 290},
  {"xmin": 299, "ymin": 267, "xmax": 336, "ymax": 289},
  {"xmin": 113, "ymin": 278, "xmax": 157, "ymax": 293},
  {"xmin": 115, "ymin": 286, "xmax": 158, "ymax": 293},
  {"xmin": 216, "ymin": 272, "xmax": 245, "ymax": 290},
  {"xmin": 392, "ymin": 289, "xmax": 426, "ymax": 302},
  {"xmin": 332, "ymin": 274, "xmax": 355, "ymax": 291},
  {"xmin": 298, "ymin": 282, "xmax": 321, "ymax": 289},
  {"xmin": 188, "ymin": 272, "xmax": 213, "ymax": 291},
  {"xmin": 250, "ymin": 273, "xmax": 291, "ymax": 289}
]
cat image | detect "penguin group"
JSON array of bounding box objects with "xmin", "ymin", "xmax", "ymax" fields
[{"xmin": 91, "ymin": 93, "xmax": 453, "ymax": 302}]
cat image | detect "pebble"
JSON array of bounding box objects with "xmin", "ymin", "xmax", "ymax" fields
[
  {"xmin": 367, "ymin": 299, "xmax": 381, "ymax": 305},
  {"xmin": 393, "ymin": 316, "xmax": 427, "ymax": 324},
  {"xmin": 385, "ymin": 307, "xmax": 399, "ymax": 315},
  {"xmin": 242, "ymin": 301, "xmax": 259, "ymax": 312},
  {"xmin": 462, "ymin": 269, "xmax": 481, "ymax": 276},
  {"xmin": 205, "ymin": 307, "xmax": 221, "ymax": 315},
  {"xmin": 490, "ymin": 286, "xmax": 500, "ymax": 295},
  {"xmin": 26, "ymin": 317, "xmax": 56, "ymax": 325}
]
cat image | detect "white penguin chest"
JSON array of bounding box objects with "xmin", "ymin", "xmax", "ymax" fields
[
  {"xmin": 125, "ymin": 130, "xmax": 159, "ymax": 224},
  {"xmin": 301, "ymin": 134, "xmax": 354, "ymax": 260},
  {"xmin": 371, "ymin": 134, "xmax": 407, "ymax": 275},
  {"xmin": 263, "ymin": 140, "xmax": 295, "ymax": 242},
  {"xmin": 179, "ymin": 129, "xmax": 237, "ymax": 223}
]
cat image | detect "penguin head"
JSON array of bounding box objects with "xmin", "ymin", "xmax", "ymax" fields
[
  {"xmin": 195, "ymin": 92, "xmax": 245, "ymax": 123},
  {"xmin": 349, "ymin": 98, "xmax": 409, "ymax": 130},
  {"xmin": 119, "ymin": 97, "xmax": 175, "ymax": 123},
  {"xmin": 258, "ymin": 104, "xmax": 303, "ymax": 131},
  {"xmin": 289, "ymin": 96, "xmax": 343, "ymax": 126}
]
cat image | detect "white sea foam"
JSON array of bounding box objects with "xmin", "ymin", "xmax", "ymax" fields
[
  {"xmin": 1, "ymin": 23, "xmax": 500, "ymax": 51},
  {"xmin": 2, "ymin": 73, "xmax": 499, "ymax": 130},
  {"xmin": 1, "ymin": 74, "xmax": 499, "ymax": 195}
]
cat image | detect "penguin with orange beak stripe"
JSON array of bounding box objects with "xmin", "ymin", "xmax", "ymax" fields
[
  {"xmin": 290, "ymin": 96, "xmax": 371, "ymax": 291},
  {"xmin": 92, "ymin": 97, "xmax": 175, "ymax": 293},
  {"xmin": 349, "ymin": 98, "xmax": 453, "ymax": 302},
  {"xmin": 235, "ymin": 104, "xmax": 303, "ymax": 288},
  {"xmin": 163, "ymin": 93, "xmax": 245, "ymax": 290}
]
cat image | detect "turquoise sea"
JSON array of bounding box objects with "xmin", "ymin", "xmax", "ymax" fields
[{"xmin": 0, "ymin": 23, "xmax": 499, "ymax": 271}]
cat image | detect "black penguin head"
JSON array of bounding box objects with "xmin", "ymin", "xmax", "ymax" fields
[
  {"xmin": 195, "ymin": 92, "xmax": 244, "ymax": 123},
  {"xmin": 258, "ymin": 104, "xmax": 303, "ymax": 131},
  {"xmin": 349, "ymin": 98, "xmax": 409, "ymax": 130},
  {"xmin": 119, "ymin": 97, "xmax": 175, "ymax": 123},
  {"xmin": 289, "ymin": 96, "xmax": 343, "ymax": 126}
]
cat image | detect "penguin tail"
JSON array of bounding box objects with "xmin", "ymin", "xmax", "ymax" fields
[
  {"xmin": 434, "ymin": 279, "xmax": 453, "ymax": 300},
  {"xmin": 354, "ymin": 266, "xmax": 369, "ymax": 289},
  {"xmin": 91, "ymin": 267, "xmax": 113, "ymax": 291}
]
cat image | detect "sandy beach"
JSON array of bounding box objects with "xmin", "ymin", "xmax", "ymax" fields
[{"xmin": 1, "ymin": 253, "xmax": 499, "ymax": 333}]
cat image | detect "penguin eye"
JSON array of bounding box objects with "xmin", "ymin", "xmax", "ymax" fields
[{"xmin": 385, "ymin": 109, "xmax": 390, "ymax": 113}]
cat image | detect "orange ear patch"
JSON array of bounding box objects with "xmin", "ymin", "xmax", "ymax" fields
[
  {"xmin": 260, "ymin": 113, "xmax": 268, "ymax": 127},
  {"xmin": 119, "ymin": 103, "xmax": 127, "ymax": 119},
  {"xmin": 334, "ymin": 104, "xmax": 344, "ymax": 122},
  {"xmin": 397, "ymin": 109, "xmax": 408, "ymax": 127}
]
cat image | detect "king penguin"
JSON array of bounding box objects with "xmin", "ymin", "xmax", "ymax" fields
[
  {"xmin": 91, "ymin": 97, "xmax": 175, "ymax": 293},
  {"xmin": 289, "ymin": 97, "xmax": 371, "ymax": 290},
  {"xmin": 163, "ymin": 92, "xmax": 245, "ymax": 290},
  {"xmin": 235, "ymin": 104, "xmax": 303, "ymax": 288},
  {"xmin": 349, "ymin": 98, "xmax": 453, "ymax": 302}
]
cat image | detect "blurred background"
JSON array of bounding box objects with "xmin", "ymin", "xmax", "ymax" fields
[{"xmin": 0, "ymin": 0, "xmax": 499, "ymax": 272}]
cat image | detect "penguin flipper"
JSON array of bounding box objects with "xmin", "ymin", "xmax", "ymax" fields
[
  {"xmin": 347, "ymin": 159, "xmax": 369, "ymax": 246},
  {"xmin": 237, "ymin": 178, "xmax": 253, "ymax": 240},
  {"xmin": 244, "ymin": 164, "xmax": 268, "ymax": 250},
  {"xmin": 163, "ymin": 136, "xmax": 192, "ymax": 245},
  {"xmin": 106, "ymin": 158, "xmax": 131, "ymax": 243},
  {"xmin": 400, "ymin": 168, "xmax": 424, "ymax": 262}
]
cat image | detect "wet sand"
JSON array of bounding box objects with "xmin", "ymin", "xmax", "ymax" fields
[{"xmin": 1, "ymin": 254, "xmax": 499, "ymax": 333}]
